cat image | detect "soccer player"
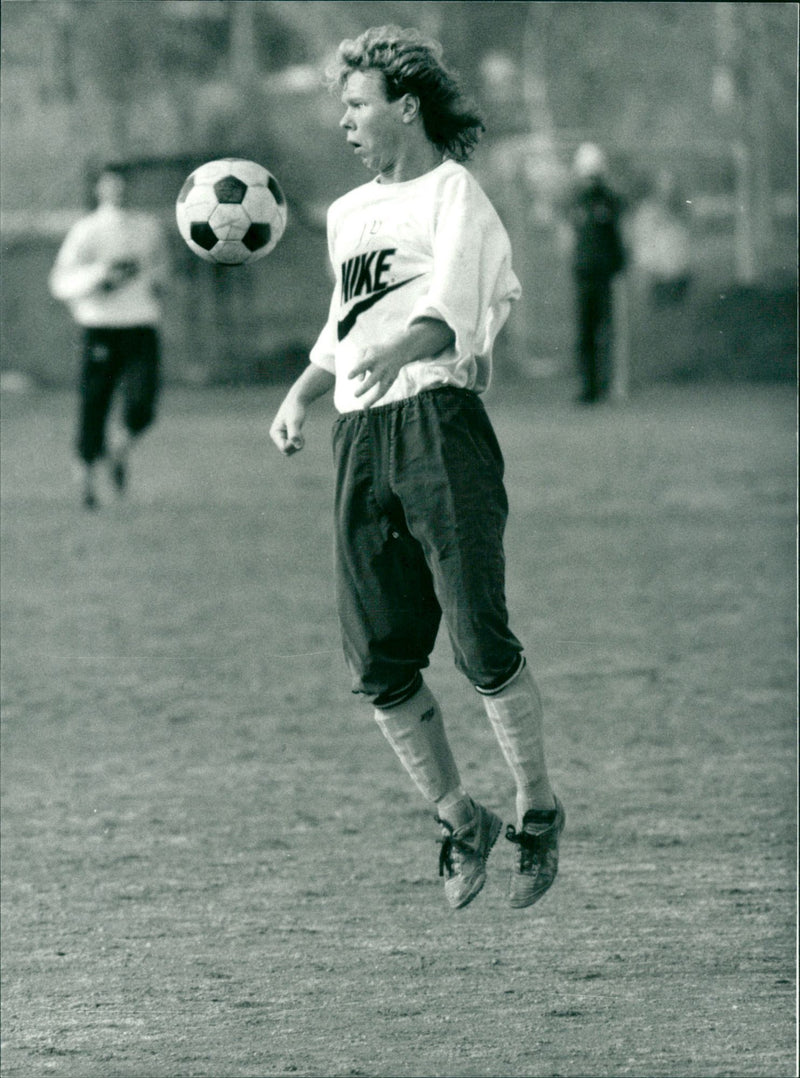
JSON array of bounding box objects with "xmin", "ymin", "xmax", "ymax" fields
[
  {"xmin": 49, "ymin": 165, "xmax": 168, "ymax": 509},
  {"xmin": 270, "ymin": 26, "xmax": 564, "ymax": 911}
]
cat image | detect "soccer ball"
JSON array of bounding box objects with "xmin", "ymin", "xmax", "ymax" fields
[{"xmin": 175, "ymin": 158, "xmax": 287, "ymax": 265}]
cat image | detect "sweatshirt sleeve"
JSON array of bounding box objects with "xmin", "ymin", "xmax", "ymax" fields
[
  {"xmin": 406, "ymin": 169, "xmax": 521, "ymax": 359},
  {"xmin": 48, "ymin": 219, "xmax": 108, "ymax": 303}
]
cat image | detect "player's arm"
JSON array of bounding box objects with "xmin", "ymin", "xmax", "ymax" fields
[
  {"xmin": 269, "ymin": 362, "xmax": 335, "ymax": 455},
  {"xmin": 348, "ymin": 316, "xmax": 455, "ymax": 403},
  {"xmin": 50, "ymin": 222, "xmax": 137, "ymax": 301},
  {"xmin": 392, "ymin": 171, "xmax": 519, "ymax": 378},
  {"xmin": 49, "ymin": 227, "xmax": 109, "ymax": 302}
]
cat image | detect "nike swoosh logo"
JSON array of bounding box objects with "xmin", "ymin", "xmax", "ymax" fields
[{"xmin": 337, "ymin": 275, "xmax": 423, "ymax": 341}]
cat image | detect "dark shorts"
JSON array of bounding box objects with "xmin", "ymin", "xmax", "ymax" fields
[
  {"xmin": 332, "ymin": 386, "xmax": 522, "ymax": 699},
  {"xmin": 77, "ymin": 326, "xmax": 160, "ymax": 463}
]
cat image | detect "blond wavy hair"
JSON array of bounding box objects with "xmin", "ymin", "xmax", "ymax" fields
[{"xmin": 328, "ymin": 25, "xmax": 485, "ymax": 163}]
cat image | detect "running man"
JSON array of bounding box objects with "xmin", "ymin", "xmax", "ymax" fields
[{"xmin": 50, "ymin": 165, "xmax": 168, "ymax": 508}]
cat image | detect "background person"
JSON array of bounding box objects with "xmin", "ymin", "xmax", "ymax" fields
[
  {"xmin": 563, "ymin": 142, "xmax": 627, "ymax": 404},
  {"xmin": 630, "ymin": 167, "xmax": 694, "ymax": 307},
  {"xmin": 49, "ymin": 165, "xmax": 168, "ymax": 509},
  {"xmin": 270, "ymin": 25, "xmax": 563, "ymax": 913}
]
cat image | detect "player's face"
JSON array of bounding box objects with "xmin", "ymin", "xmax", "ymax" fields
[{"xmin": 339, "ymin": 70, "xmax": 408, "ymax": 175}]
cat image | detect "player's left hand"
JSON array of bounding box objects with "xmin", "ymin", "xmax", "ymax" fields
[
  {"xmin": 100, "ymin": 259, "xmax": 140, "ymax": 292},
  {"xmin": 348, "ymin": 343, "xmax": 407, "ymax": 405}
]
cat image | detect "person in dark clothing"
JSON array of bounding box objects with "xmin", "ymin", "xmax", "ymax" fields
[{"xmin": 565, "ymin": 143, "xmax": 626, "ymax": 404}]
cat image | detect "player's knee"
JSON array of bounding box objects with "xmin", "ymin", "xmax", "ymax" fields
[
  {"xmin": 370, "ymin": 671, "xmax": 424, "ymax": 710},
  {"xmin": 125, "ymin": 402, "xmax": 156, "ymax": 436},
  {"xmin": 76, "ymin": 431, "xmax": 104, "ymax": 464},
  {"xmin": 471, "ymin": 654, "xmax": 526, "ymax": 696}
]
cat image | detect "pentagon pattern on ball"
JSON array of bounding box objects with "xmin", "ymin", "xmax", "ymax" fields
[
  {"xmin": 243, "ymin": 223, "xmax": 271, "ymax": 251},
  {"xmin": 189, "ymin": 222, "xmax": 218, "ymax": 252},
  {"xmin": 175, "ymin": 158, "xmax": 288, "ymax": 265},
  {"xmin": 176, "ymin": 174, "xmax": 196, "ymax": 204},
  {"xmin": 268, "ymin": 175, "xmax": 285, "ymax": 207},
  {"xmin": 214, "ymin": 175, "xmax": 247, "ymax": 204}
]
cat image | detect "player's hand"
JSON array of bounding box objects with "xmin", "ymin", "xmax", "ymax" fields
[
  {"xmin": 99, "ymin": 259, "xmax": 140, "ymax": 292},
  {"xmin": 348, "ymin": 343, "xmax": 407, "ymax": 404},
  {"xmin": 269, "ymin": 402, "xmax": 306, "ymax": 456}
]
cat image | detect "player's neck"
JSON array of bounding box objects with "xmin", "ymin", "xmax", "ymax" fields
[{"xmin": 376, "ymin": 140, "xmax": 443, "ymax": 185}]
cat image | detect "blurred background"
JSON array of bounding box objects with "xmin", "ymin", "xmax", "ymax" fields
[{"xmin": 1, "ymin": 0, "xmax": 796, "ymax": 390}]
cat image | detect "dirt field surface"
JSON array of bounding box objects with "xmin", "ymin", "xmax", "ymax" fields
[{"xmin": 1, "ymin": 381, "xmax": 796, "ymax": 1078}]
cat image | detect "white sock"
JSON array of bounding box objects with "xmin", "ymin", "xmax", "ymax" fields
[
  {"xmin": 73, "ymin": 460, "xmax": 96, "ymax": 492},
  {"xmin": 374, "ymin": 681, "xmax": 461, "ymax": 804},
  {"xmin": 481, "ymin": 662, "xmax": 554, "ymax": 826},
  {"xmin": 108, "ymin": 422, "xmax": 131, "ymax": 458},
  {"xmin": 435, "ymin": 787, "xmax": 474, "ymax": 830}
]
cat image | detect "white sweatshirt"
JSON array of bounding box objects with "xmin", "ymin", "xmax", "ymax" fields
[
  {"xmin": 49, "ymin": 205, "xmax": 168, "ymax": 328},
  {"xmin": 310, "ymin": 159, "xmax": 521, "ymax": 413}
]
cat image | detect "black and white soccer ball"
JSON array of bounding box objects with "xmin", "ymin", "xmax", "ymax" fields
[{"xmin": 176, "ymin": 159, "xmax": 287, "ymax": 265}]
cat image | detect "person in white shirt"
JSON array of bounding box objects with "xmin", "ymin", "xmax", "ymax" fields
[
  {"xmin": 50, "ymin": 165, "xmax": 168, "ymax": 509},
  {"xmin": 270, "ymin": 25, "xmax": 563, "ymax": 911}
]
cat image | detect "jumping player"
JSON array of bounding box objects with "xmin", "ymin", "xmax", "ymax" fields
[
  {"xmin": 49, "ymin": 165, "xmax": 168, "ymax": 509},
  {"xmin": 270, "ymin": 26, "xmax": 564, "ymax": 911}
]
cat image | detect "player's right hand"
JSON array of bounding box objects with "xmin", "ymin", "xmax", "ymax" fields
[{"xmin": 269, "ymin": 410, "xmax": 305, "ymax": 456}]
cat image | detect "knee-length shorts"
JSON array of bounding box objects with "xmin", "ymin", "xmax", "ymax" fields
[{"xmin": 332, "ymin": 386, "xmax": 522, "ymax": 701}]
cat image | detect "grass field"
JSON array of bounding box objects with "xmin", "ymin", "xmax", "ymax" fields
[{"xmin": 1, "ymin": 379, "xmax": 796, "ymax": 1078}]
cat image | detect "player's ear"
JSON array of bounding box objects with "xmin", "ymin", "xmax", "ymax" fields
[{"xmin": 400, "ymin": 93, "xmax": 421, "ymax": 124}]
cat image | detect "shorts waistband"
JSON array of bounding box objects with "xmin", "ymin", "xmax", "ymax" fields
[{"xmin": 333, "ymin": 385, "xmax": 477, "ymax": 429}]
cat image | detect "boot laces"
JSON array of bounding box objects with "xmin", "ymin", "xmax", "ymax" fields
[
  {"xmin": 505, "ymin": 823, "xmax": 542, "ymax": 873},
  {"xmin": 437, "ymin": 819, "xmax": 477, "ymax": 878}
]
